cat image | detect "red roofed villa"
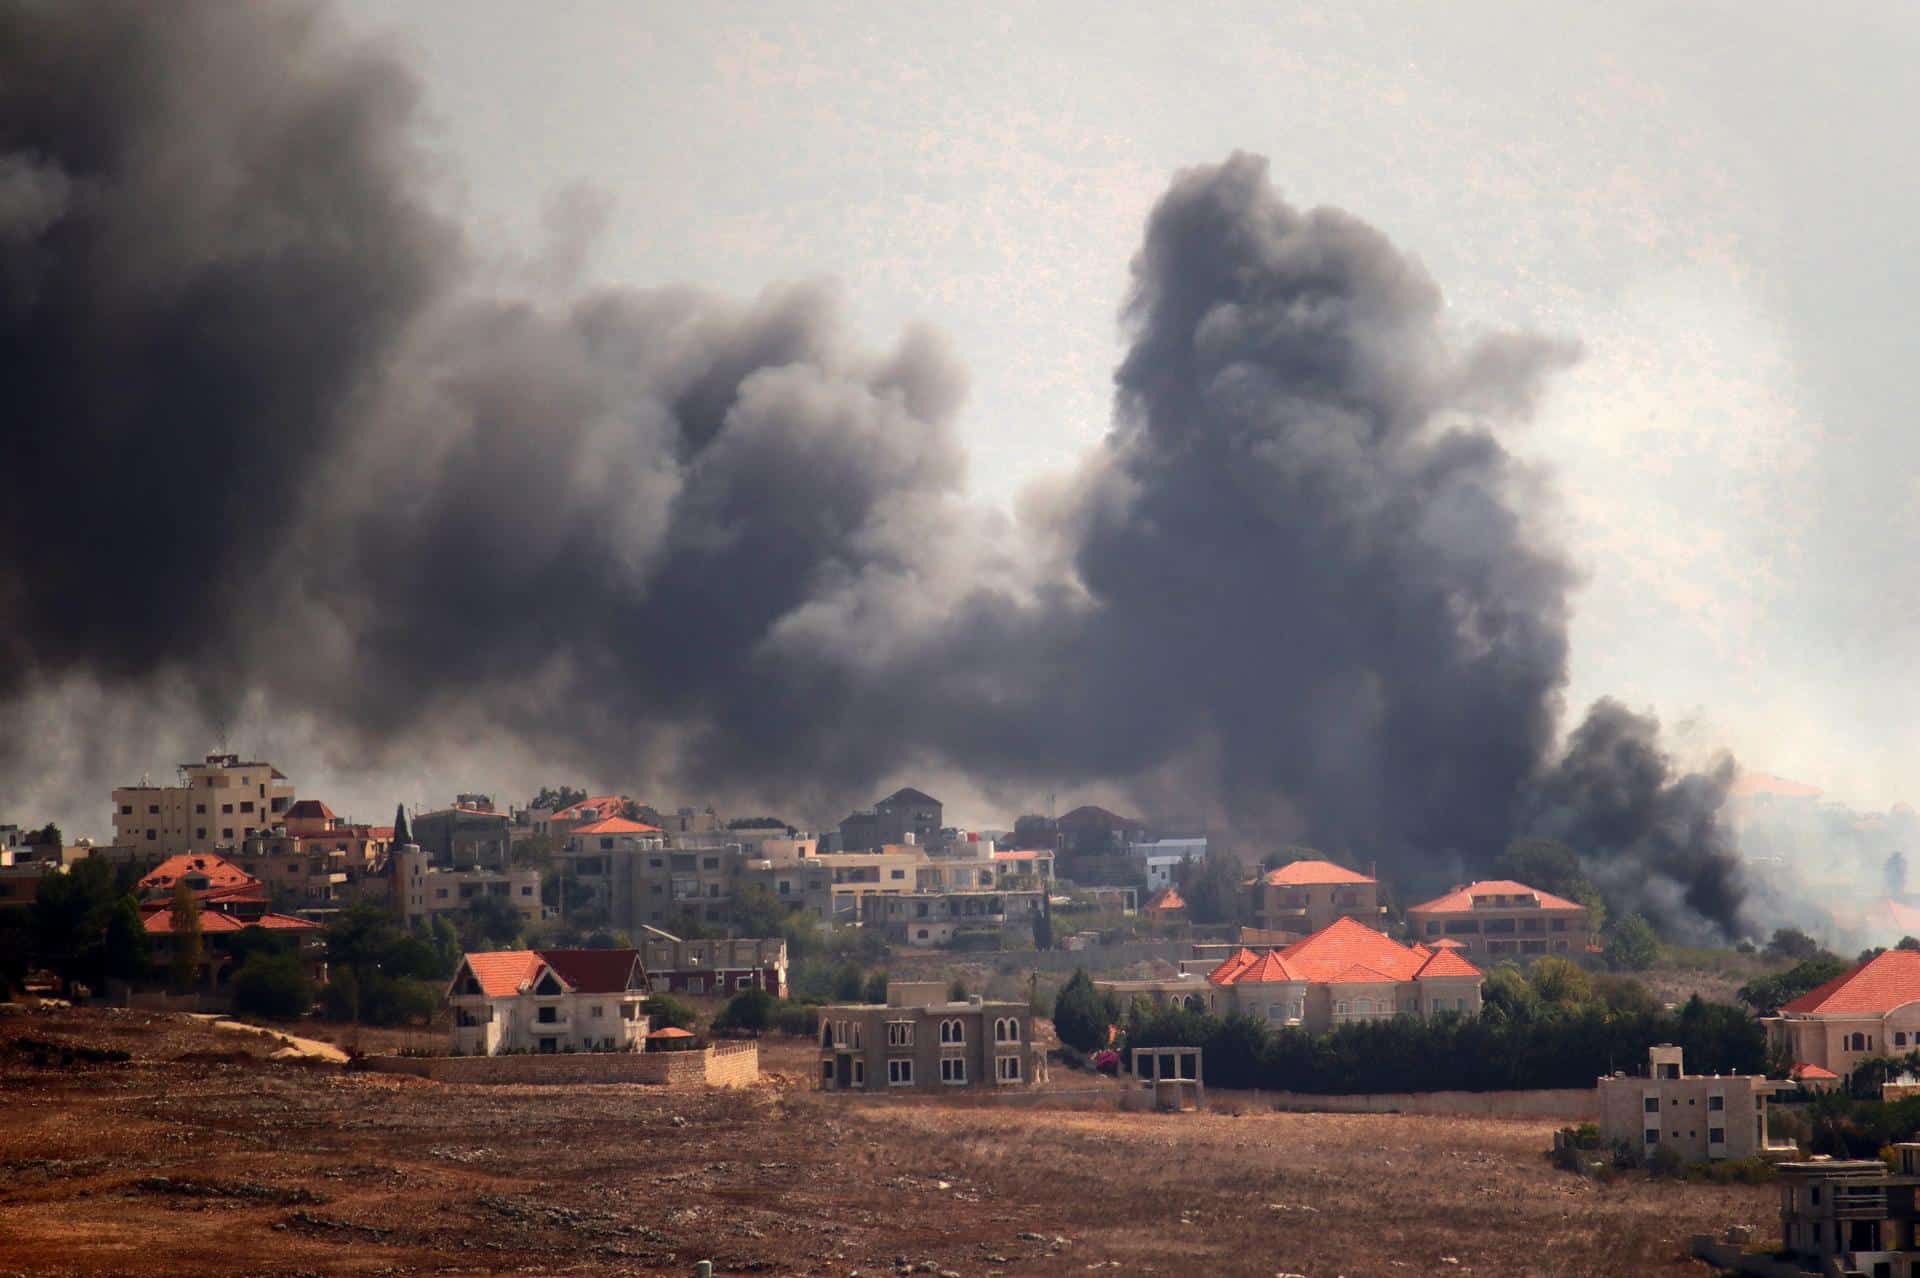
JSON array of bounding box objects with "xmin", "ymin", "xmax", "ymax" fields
[
  {"xmin": 1404, "ymin": 879, "xmax": 1593, "ymax": 961},
  {"xmin": 1142, "ymin": 886, "xmax": 1187, "ymax": 922},
  {"xmin": 1765, "ymin": 948, "xmax": 1920, "ymax": 1079},
  {"xmin": 448, "ymin": 948, "xmax": 651, "ymax": 1055},
  {"xmin": 1097, "ymin": 917, "xmax": 1482, "ymax": 1031},
  {"xmin": 1250, "ymin": 859, "xmax": 1385, "ymax": 935}
]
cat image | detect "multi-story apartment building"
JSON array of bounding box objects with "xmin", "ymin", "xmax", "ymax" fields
[
  {"xmin": 447, "ymin": 948, "xmax": 651, "ymax": 1055},
  {"xmin": 390, "ymin": 840, "xmax": 542, "ymax": 926},
  {"xmin": 740, "ymin": 857, "xmax": 834, "ymax": 920},
  {"xmin": 111, "ymin": 753, "xmax": 296, "ymax": 859},
  {"xmin": 1765, "ymin": 948, "xmax": 1920, "ymax": 1081},
  {"xmin": 839, "ymin": 788, "xmax": 943, "ymax": 852},
  {"xmin": 859, "ymin": 889, "xmax": 1046, "ymax": 947},
  {"xmin": 817, "ymin": 845, "xmax": 933, "ymax": 920},
  {"xmin": 412, "ymin": 799, "xmax": 515, "ymax": 869},
  {"xmin": 1404, "ymin": 879, "xmax": 1591, "ymax": 959},
  {"xmin": 638, "ymin": 927, "xmax": 788, "ymax": 997},
  {"xmin": 1597, "ymin": 1044, "xmax": 1792, "ymax": 1165},
  {"xmin": 549, "ymin": 816, "xmax": 668, "ymax": 929},
  {"xmin": 234, "ymin": 800, "xmax": 391, "ymax": 910},
  {"xmin": 989, "ymin": 847, "xmax": 1054, "ymax": 887},
  {"xmin": 817, "ymin": 982, "xmax": 1041, "ymax": 1093},
  {"xmin": 630, "ymin": 843, "xmax": 750, "ymax": 929},
  {"xmin": 1250, "ymin": 860, "xmax": 1384, "ymax": 935},
  {"xmin": 0, "ymin": 837, "xmax": 90, "ymax": 906}
]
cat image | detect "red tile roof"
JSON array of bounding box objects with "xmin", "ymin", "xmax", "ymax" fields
[
  {"xmin": 1779, "ymin": 949, "xmax": 1920, "ymax": 1016},
  {"xmin": 1407, "ymin": 880, "xmax": 1585, "ymax": 914},
  {"xmin": 1731, "ymin": 771, "xmax": 1823, "ymax": 800},
  {"xmin": 1791, "ymin": 1062, "xmax": 1841, "ymax": 1081},
  {"xmin": 647, "ymin": 1026, "xmax": 695, "ymax": 1039},
  {"xmin": 138, "ymin": 854, "xmax": 259, "ymax": 896},
  {"xmin": 570, "ymin": 816, "xmax": 661, "ymax": 836},
  {"xmin": 1212, "ymin": 917, "xmax": 1482, "ymax": 987},
  {"xmin": 457, "ymin": 948, "xmax": 645, "ymax": 998},
  {"xmin": 1262, "ymin": 859, "xmax": 1375, "ymax": 887},
  {"xmin": 550, "ymin": 796, "xmax": 627, "ymax": 823},
  {"xmin": 1144, "ymin": 887, "xmax": 1186, "ymax": 913},
  {"xmin": 141, "ymin": 909, "xmax": 317, "ymax": 935},
  {"xmin": 285, "ymin": 799, "xmax": 337, "ymax": 821},
  {"xmin": 539, "ymin": 949, "xmax": 644, "ymax": 994}
]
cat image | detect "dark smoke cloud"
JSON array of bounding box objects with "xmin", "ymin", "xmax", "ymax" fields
[{"xmin": 0, "ymin": 2, "xmax": 1752, "ymax": 935}]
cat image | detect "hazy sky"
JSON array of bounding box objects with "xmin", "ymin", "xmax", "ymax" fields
[{"xmin": 320, "ymin": 2, "xmax": 1920, "ymax": 809}]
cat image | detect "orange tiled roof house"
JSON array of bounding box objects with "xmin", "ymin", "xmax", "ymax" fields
[
  {"xmin": 1765, "ymin": 949, "xmax": 1920, "ymax": 1080},
  {"xmin": 1249, "ymin": 860, "xmax": 1386, "ymax": 935},
  {"xmin": 1404, "ymin": 879, "xmax": 1592, "ymax": 961},
  {"xmin": 448, "ymin": 948, "xmax": 651, "ymax": 1055},
  {"xmin": 1098, "ymin": 917, "xmax": 1483, "ymax": 1033}
]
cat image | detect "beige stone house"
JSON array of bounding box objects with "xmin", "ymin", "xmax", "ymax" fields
[
  {"xmin": 1597, "ymin": 1044, "xmax": 1794, "ymax": 1164},
  {"xmin": 1250, "ymin": 860, "xmax": 1385, "ymax": 934},
  {"xmin": 1765, "ymin": 948, "xmax": 1920, "ymax": 1080},
  {"xmin": 1404, "ymin": 879, "xmax": 1591, "ymax": 960},
  {"xmin": 1096, "ymin": 917, "xmax": 1483, "ymax": 1031},
  {"xmin": 818, "ymin": 982, "xmax": 1044, "ymax": 1092}
]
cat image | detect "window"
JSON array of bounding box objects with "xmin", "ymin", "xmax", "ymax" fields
[
  {"xmin": 702, "ymin": 857, "xmax": 719, "ymax": 871},
  {"xmin": 1644, "ymin": 1097, "xmax": 1660, "ymax": 1113},
  {"xmin": 939, "ymin": 1018, "xmax": 965, "ymax": 1044},
  {"xmin": 887, "ymin": 1021, "xmax": 914, "ymax": 1047},
  {"xmin": 941, "ymin": 1057, "xmax": 967, "ymax": 1084},
  {"xmin": 148, "ymin": 804, "xmax": 159, "ymax": 815},
  {"xmin": 996, "ymin": 1055, "xmax": 1022, "ymax": 1083},
  {"xmin": 240, "ymin": 801, "xmax": 254, "ymax": 813},
  {"xmin": 1709, "ymin": 1127, "xmax": 1725, "ymax": 1145},
  {"xmin": 196, "ymin": 829, "xmax": 207, "ymax": 840},
  {"xmin": 221, "ymin": 804, "xmax": 233, "ymax": 815},
  {"xmin": 852, "ymin": 1059, "xmax": 865, "ymax": 1085},
  {"xmin": 1901, "ymin": 1032, "xmax": 1911, "ymax": 1048},
  {"xmin": 435, "ymin": 888, "xmax": 449, "ymax": 899},
  {"xmin": 1644, "ymin": 1129, "xmax": 1659, "ymax": 1145},
  {"xmin": 145, "ymin": 830, "xmax": 156, "ymax": 841},
  {"xmin": 735, "ymin": 976, "xmax": 752, "ymax": 990},
  {"xmin": 590, "ymin": 1005, "xmax": 603, "ymax": 1019},
  {"xmin": 537, "ymin": 1006, "xmax": 558, "ymax": 1024},
  {"xmin": 888, "ymin": 1058, "xmax": 913, "ymax": 1086},
  {"xmin": 120, "ymin": 805, "xmax": 133, "ymax": 816},
  {"xmin": 521, "ymin": 886, "xmax": 533, "ymax": 896},
  {"xmin": 890, "ymin": 869, "xmax": 905, "ymax": 880},
  {"xmin": 1708, "ymin": 1095, "xmax": 1724, "ymax": 1111}
]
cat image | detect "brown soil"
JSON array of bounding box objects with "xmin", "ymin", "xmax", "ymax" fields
[{"xmin": 0, "ymin": 1007, "xmax": 1765, "ymax": 1276}]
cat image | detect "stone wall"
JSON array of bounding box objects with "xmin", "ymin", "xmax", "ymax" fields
[
  {"xmin": 359, "ymin": 1041, "xmax": 757, "ymax": 1088},
  {"xmin": 1249, "ymin": 1086, "xmax": 1596, "ymax": 1119}
]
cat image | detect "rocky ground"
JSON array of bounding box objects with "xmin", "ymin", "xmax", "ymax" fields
[{"xmin": 0, "ymin": 1006, "xmax": 1769, "ymax": 1276}]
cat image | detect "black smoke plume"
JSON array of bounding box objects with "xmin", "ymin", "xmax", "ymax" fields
[{"xmin": 0, "ymin": 1, "xmax": 1750, "ymax": 935}]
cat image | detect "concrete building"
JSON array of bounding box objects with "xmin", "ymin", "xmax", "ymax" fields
[
  {"xmin": 0, "ymin": 838, "xmax": 91, "ymax": 906},
  {"xmin": 534, "ymin": 795, "xmax": 631, "ymax": 845},
  {"xmin": 859, "ymin": 888, "xmax": 1045, "ymax": 947},
  {"xmin": 447, "ymin": 948, "xmax": 650, "ymax": 1055},
  {"xmin": 1250, "ymin": 860, "xmax": 1385, "ymax": 935},
  {"xmin": 234, "ymin": 800, "xmax": 391, "ymax": 910},
  {"xmin": 1765, "ymin": 948, "xmax": 1920, "ymax": 1081},
  {"xmin": 814, "ymin": 845, "xmax": 934, "ymax": 920},
  {"xmin": 838, "ymin": 787, "xmax": 943, "ymax": 853},
  {"xmin": 1405, "ymin": 879, "xmax": 1592, "ymax": 960},
  {"xmin": 638, "ymin": 927, "xmax": 787, "ymax": 997},
  {"xmin": 391, "ymin": 841, "xmax": 542, "ymax": 926},
  {"xmin": 1698, "ymin": 1145, "xmax": 1920, "ymax": 1277},
  {"xmin": 817, "ymin": 981, "xmax": 1043, "ymax": 1092},
  {"xmin": 630, "ymin": 842, "xmax": 750, "ymax": 930},
  {"xmin": 1598, "ymin": 1045, "xmax": 1794, "ymax": 1165},
  {"xmin": 412, "ymin": 800, "xmax": 515, "ymax": 869},
  {"xmin": 1142, "ymin": 886, "xmax": 1187, "ymax": 923},
  {"xmin": 740, "ymin": 857, "xmax": 834, "ymax": 921},
  {"xmin": 1096, "ymin": 917, "xmax": 1482, "ymax": 1030},
  {"xmin": 550, "ymin": 816, "xmax": 668, "ymax": 928},
  {"xmin": 989, "ymin": 847, "xmax": 1054, "ymax": 887},
  {"xmin": 112, "ymin": 754, "xmax": 296, "ymax": 858},
  {"xmin": 1134, "ymin": 837, "xmax": 1206, "ymax": 892}
]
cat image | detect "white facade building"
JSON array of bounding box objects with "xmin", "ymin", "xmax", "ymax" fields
[{"xmin": 447, "ymin": 948, "xmax": 650, "ymax": 1055}]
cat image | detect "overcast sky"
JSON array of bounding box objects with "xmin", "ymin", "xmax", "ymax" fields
[{"xmin": 319, "ymin": 2, "xmax": 1920, "ymax": 810}]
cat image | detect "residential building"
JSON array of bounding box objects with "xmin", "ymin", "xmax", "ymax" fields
[
  {"xmin": 447, "ymin": 948, "xmax": 650, "ymax": 1055},
  {"xmin": 234, "ymin": 800, "xmax": 391, "ymax": 910},
  {"xmin": 740, "ymin": 857, "xmax": 833, "ymax": 921},
  {"xmin": 138, "ymin": 853, "xmax": 269, "ymax": 910},
  {"xmin": 1134, "ymin": 837, "xmax": 1207, "ymax": 892},
  {"xmin": 817, "ymin": 982, "xmax": 1043, "ymax": 1092},
  {"xmin": 630, "ymin": 842, "xmax": 751, "ymax": 929},
  {"xmin": 141, "ymin": 907, "xmax": 325, "ymax": 991},
  {"xmin": 0, "ymin": 838, "xmax": 90, "ymax": 906},
  {"xmin": 1765, "ymin": 948, "xmax": 1920, "ymax": 1080},
  {"xmin": 1598, "ymin": 1045, "xmax": 1794, "ymax": 1165},
  {"xmin": 1251, "ymin": 860, "xmax": 1384, "ymax": 934},
  {"xmin": 111, "ymin": 753, "xmax": 296, "ymax": 858},
  {"xmin": 839, "ymin": 787, "xmax": 943, "ymax": 852},
  {"xmin": 1054, "ymin": 805, "xmax": 1146, "ymax": 886},
  {"xmin": 814, "ymin": 844, "xmax": 934, "ymax": 920},
  {"xmin": 1078, "ymin": 885, "xmax": 1139, "ymax": 916},
  {"xmin": 534, "ymin": 795, "xmax": 631, "ymax": 845},
  {"xmin": 550, "ymin": 815, "xmax": 668, "ymax": 928},
  {"xmin": 1095, "ymin": 917, "xmax": 1482, "ymax": 1031},
  {"xmin": 390, "ymin": 839, "xmax": 542, "ymax": 926},
  {"xmin": 1699, "ymin": 1146, "xmax": 1920, "ymax": 1277},
  {"xmin": 1142, "ymin": 886, "xmax": 1187, "ymax": 923},
  {"xmin": 859, "ymin": 889, "xmax": 1045, "ymax": 947},
  {"xmin": 1404, "ymin": 879, "xmax": 1592, "ymax": 959},
  {"xmin": 638, "ymin": 926, "xmax": 787, "ymax": 997},
  {"xmin": 412, "ymin": 800, "xmax": 515, "ymax": 869},
  {"xmin": 989, "ymin": 847, "xmax": 1054, "ymax": 888}
]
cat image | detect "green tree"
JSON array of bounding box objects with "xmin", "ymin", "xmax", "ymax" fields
[
  {"xmin": 231, "ymin": 951, "xmax": 316, "ymax": 1020},
  {"xmin": 1738, "ymin": 954, "xmax": 1852, "ymax": 1015},
  {"xmin": 1033, "ymin": 896, "xmax": 1054, "ymax": 951},
  {"xmin": 1603, "ymin": 913, "xmax": 1660, "ymax": 972},
  {"xmin": 98, "ymin": 896, "xmax": 152, "ymax": 985},
  {"xmin": 30, "ymin": 857, "xmax": 117, "ymax": 988},
  {"xmin": 643, "ymin": 993, "xmax": 698, "ymax": 1030},
  {"xmin": 168, "ymin": 885, "xmax": 202, "ymax": 992},
  {"xmin": 1052, "ymin": 968, "xmax": 1118, "ymax": 1053},
  {"xmin": 530, "ymin": 785, "xmax": 586, "ymax": 812},
  {"xmin": 1901, "ymin": 936, "xmax": 1920, "ymax": 952},
  {"xmin": 459, "ymin": 895, "xmax": 524, "ymax": 950},
  {"xmin": 713, "ymin": 987, "xmax": 776, "ymax": 1033},
  {"xmin": 1480, "ymin": 963, "xmax": 1539, "ymax": 1021},
  {"xmin": 1765, "ymin": 926, "xmax": 1824, "ymax": 962},
  {"xmin": 1179, "ymin": 852, "xmax": 1251, "ymax": 927},
  {"xmin": 1528, "ymin": 956, "xmax": 1592, "ymax": 1007},
  {"xmin": 861, "ymin": 970, "xmax": 889, "ymax": 1004}
]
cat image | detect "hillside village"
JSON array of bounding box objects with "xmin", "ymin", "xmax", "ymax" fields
[{"xmin": 13, "ymin": 756, "xmax": 1920, "ymax": 1272}]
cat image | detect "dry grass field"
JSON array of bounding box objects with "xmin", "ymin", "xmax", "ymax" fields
[{"xmin": 0, "ymin": 1007, "xmax": 1768, "ymax": 1276}]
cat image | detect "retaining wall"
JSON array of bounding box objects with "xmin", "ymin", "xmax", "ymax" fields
[
  {"xmin": 1245, "ymin": 1086, "xmax": 1596, "ymax": 1119},
  {"xmin": 359, "ymin": 1041, "xmax": 758, "ymax": 1087}
]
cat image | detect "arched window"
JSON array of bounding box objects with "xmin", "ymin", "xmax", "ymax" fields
[
  {"xmin": 820, "ymin": 1022, "xmax": 834, "ymax": 1050},
  {"xmin": 940, "ymin": 1018, "xmax": 964, "ymax": 1044}
]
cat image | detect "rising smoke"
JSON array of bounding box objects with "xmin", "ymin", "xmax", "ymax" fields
[{"xmin": 0, "ymin": 1, "xmax": 1750, "ymax": 935}]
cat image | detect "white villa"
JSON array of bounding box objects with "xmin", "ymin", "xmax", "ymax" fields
[{"xmin": 448, "ymin": 947, "xmax": 650, "ymax": 1055}]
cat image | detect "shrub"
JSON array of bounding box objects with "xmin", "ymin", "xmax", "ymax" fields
[
  {"xmin": 713, "ymin": 987, "xmax": 776, "ymax": 1034},
  {"xmin": 230, "ymin": 952, "xmax": 316, "ymax": 1021},
  {"xmin": 643, "ymin": 993, "xmax": 698, "ymax": 1031},
  {"xmin": 774, "ymin": 1002, "xmax": 821, "ymax": 1036}
]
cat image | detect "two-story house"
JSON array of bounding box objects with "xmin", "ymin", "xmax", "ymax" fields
[
  {"xmin": 1766, "ymin": 948, "xmax": 1920, "ymax": 1081},
  {"xmin": 447, "ymin": 948, "xmax": 650, "ymax": 1055},
  {"xmin": 1250, "ymin": 860, "xmax": 1384, "ymax": 935},
  {"xmin": 817, "ymin": 982, "xmax": 1043, "ymax": 1092},
  {"xmin": 1404, "ymin": 879, "xmax": 1591, "ymax": 959}
]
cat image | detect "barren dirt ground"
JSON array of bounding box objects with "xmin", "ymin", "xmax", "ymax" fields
[{"xmin": 0, "ymin": 1007, "xmax": 1767, "ymax": 1277}]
